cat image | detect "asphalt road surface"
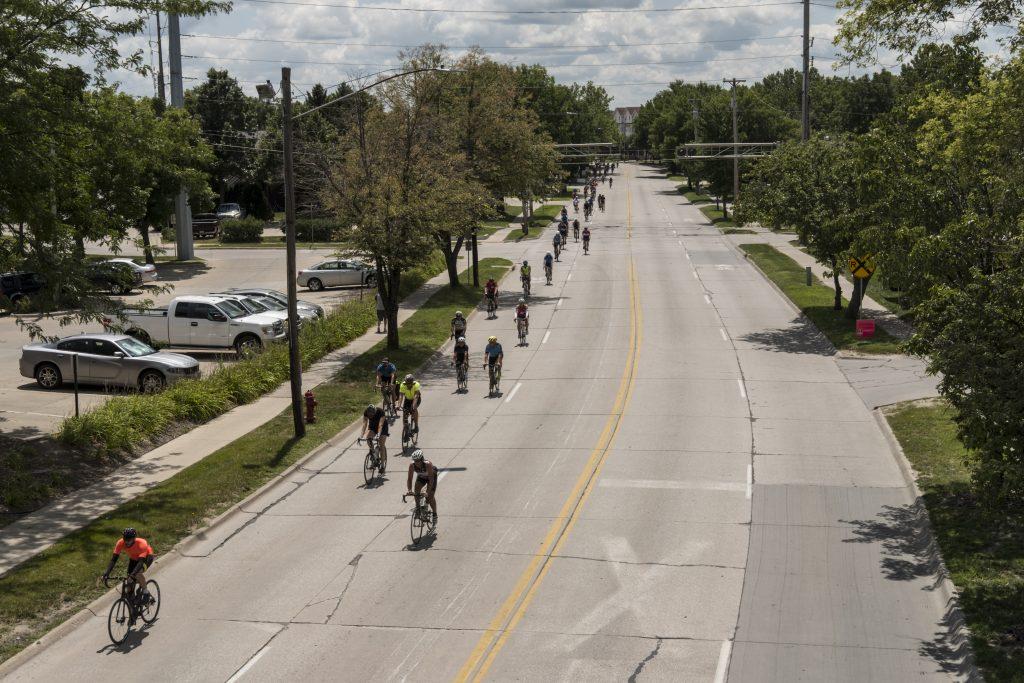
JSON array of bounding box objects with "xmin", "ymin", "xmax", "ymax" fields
[
  {"xmin": 0, "ymin": 247, "xmax": 357, "ymax": 437},
  {"xmin": 4, "ymin": 166, "xmax": 965, "ymax": 681}
]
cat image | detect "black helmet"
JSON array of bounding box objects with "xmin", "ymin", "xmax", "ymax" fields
[{"xmin": 123, "ymin": 527, "xmax": 137, "ymax": 541}]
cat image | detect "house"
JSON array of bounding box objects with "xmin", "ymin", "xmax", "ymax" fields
[{"xmin": 612, "ymin": 106, "xmax": 641, "ymax": 139}]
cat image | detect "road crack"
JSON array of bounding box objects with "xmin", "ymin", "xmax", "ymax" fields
[{"xmin": 628, "ymin": 636, "xmax": 663, "ymax": 682}]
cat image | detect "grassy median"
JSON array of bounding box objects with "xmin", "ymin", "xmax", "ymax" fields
[
  {"xmin": 0, "ymin": 257, "xmax": 512, "ymax": 664},
  {"xmin": 740, "ymin": 244, "xmax": 902, "ymax": 354},
  {"xmin": 884, "ymin": 400, "xmax": 1024, "ymax": 680}
]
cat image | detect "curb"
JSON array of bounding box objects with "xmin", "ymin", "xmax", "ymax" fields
[{"xmin": 872, "ymin": 409, "xmax": 981, "ymax": 681}]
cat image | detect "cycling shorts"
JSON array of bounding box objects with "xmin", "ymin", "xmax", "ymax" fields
[
  {"xmin": 403, "ymin": 395, "xmax": 421, "ymax": 410},
  {"xmin": 368, "ymin": 418, "xmax": 389, "ymax": 437},
  {"xmin": 127, "ymin": 555, "xmax": 154, "ymax": 576},
  {"xmin": 415, "ymin": 475, "xmax": 437, "ymax": 493}
]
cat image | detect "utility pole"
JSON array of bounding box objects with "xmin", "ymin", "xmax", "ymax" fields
[
  {"xmin": 281, "ymin": 67, "xmax": 306, "ymax": 439},
  {"xmin": 801, "ymin": 0, "xmax": 811, "ymax": 141},
  {"xmin": 723, "ymin": 78, "xmax": 746, "ymax": 209},
  {"xmin": 167, "ymin": 14, "xmax": 194, "ymax": 259},
  {"xmin": 155, "ymin": 12, "xmax": 166, "ymax": 105},
  {"xmin": 689, "ymin": 98, "xmax": 701, "ymax": 143}
]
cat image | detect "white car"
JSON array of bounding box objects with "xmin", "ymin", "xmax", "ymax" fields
[{"xmin": 106, "ymin": 258, "xmax": 158, "ymax": 283}]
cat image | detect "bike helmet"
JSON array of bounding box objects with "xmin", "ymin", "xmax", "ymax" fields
[
  {"xmin": 457, "ymin": 336, "xmax": 466, "ymax": 343},
  {"xmin": 488, "ymin": 335, "xmax": 497, "ymax": 343},
  {"xmin": 518, "ymin": 298, "xmax": 525, "ymax": 304},
  {"xmin": 366, "ymin": 403, "xmax": 377, "ymax": 413},
  {"xmin": 404, "ymin": 374, "xmax": 414, "ymax": 382},
  {"xmin": 123, "ymin": 528, "xmax": 137, "ymax": 542},
  {"xmin": 545, "ymin": 252, "xmax": 552, "ymax": 257},
  {"xmin": 522, "ymin": 260, "xmax": 528, "ymax": 266},
  {"xmin": 455, "ymin": 311, "xmax": 463, "ymax": 318},
  {"xmin": 411, "ymin": 449, "xmax": 425, "ymax": 461}
]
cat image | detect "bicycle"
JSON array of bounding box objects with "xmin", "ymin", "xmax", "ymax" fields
[
  {"xmin": 573, "ymin": 226, "xmax": 580, "ymax": 242},
  {"xmin": 517, "ymin": 317, "xmax": 528, "ymax": 346},
  {"xmin": 521, "ymin": 275, "xmax": 531, "ymax": 298},
  {"xmin": 583, "ymin": 239, "xmax": 590, "ymax": 255},
  {"xmin": 485, "ymin": 294, "xmax": 497, "ymax": 319},
  {"xmin": 379, "ymin": 382, "xmax": 396, "ymax": 420},
  {"xmin": 358, "ymin": 435, "xmax": 386, "ymax": 484},
  {"xmin": 403, "ymin": 492, "xmax": 436, "ymax": 545},
  {"xmin": 544, "ymin": 264, "xmax": 552, "ymax": 285},
  {"xmin": 554, "ymin": 243, "xmax": 561, "ymax": 261},
  {"xmin": 402, "ymin": 406, "xmax": 419, "ymax": 450},
  {"xmin": 486, "ymin": 362, "xmax": 502, "ymax": 396},
  {"xmin": 104, "ymin": 574, "xmax": 161, "ymax": 645},
  {"xmin": 454, "ymin": 360, "xmax": 469, "ymax": 392}
]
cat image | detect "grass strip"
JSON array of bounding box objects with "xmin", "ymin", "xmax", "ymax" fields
[
  {"xmin": 739, "ymin": 243, "xmax": 902, "ymax": 354},
  {"xmin": 0, "ymin": 257, "xmax": 512, "ymax": 664},
  {"xmin": 699, "ymin": 204, "xmax": 737, "ymax": 228},
  {"xmin": 883, "ymin": 400, "xmax": 1024, "ymax": 680},
  {"xmin": 684, "ymin": 190, "xmax": 712, "ymax": 203},
  {"xmin": 193, "ymin": 237, "xmax": 346, "ymax": 250}
]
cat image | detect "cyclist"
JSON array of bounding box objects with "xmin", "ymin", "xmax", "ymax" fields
[
  {"xmin": 102, "ymin": 528, "xmax": 156, "ymax": 608},
  {"xmin": 515, "ymin": 297, "xmax": 529, "ymax": 337},
  {"xmin": 376, "ymin": 357, "xmax": 398, "ymax": 411},
  {"xmin": 406, "ymin": 449, "xmax": 438, "ymax": 524},
  {"xmin": 609, "ymin": 176, "xmax": 614, "ymax": 188},
  {"xmin": 520, "ymin": 260, "xmax": 531, "ymax": 294},
  {"xmin": 452, "ymin": 336, "xmax": 470, "ymax": 373},
  {"xmin": 552, "ymin": 230, "xmax": 562, "ymax": 260},
  {"xmin": 484, "ymin": 277, "xmax": 498, "ymax": 313},
  {"xmin": 361, "ymin": 403, "xmax": 389, "ymax": 465},
  {"xmin": 559, "ymin": 220, "xmax": 569, "ymax": 246},
  {"xmin": 573, "ymin": 218, "xmax": 580, "ymax": 241},
  {"xmin": 582, "ymin": 226, "xmax": 591, "ymax": 253},
  {"xmin": 560, "ymin": 207, "xmax": 568, "ymax": 223},
  {"xmin": 483, "ymin": 335, "xmax": 503, "ymax": 390},
  {"xmin": 399, "ymin": 374, "xmax": 421, "ymax": 433},
  {"xmin": 543, "ymin": 251, "xmax": 554, "ymax": 284},
  {"xmin": 572, "ymin": 197, "xmax": 579, "ymax": 213},
  {"xmin": 450, "ymin": 310, "xmax": 467, "ymax": 339}
]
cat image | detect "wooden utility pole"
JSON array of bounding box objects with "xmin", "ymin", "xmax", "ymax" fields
[
  {"xmin": 723, "ymin": 78, "xmax": 746, "ymax": 206},
  {"xmin": 802, "ymin": 0, "xmax": 811, "ymax": 141},
  {"xmin": 281, "ymin": 67, "xmax": 306, "ymax": 438},
  {"xmin": 155, "ymin": 12, "xmax": 166, "ymax": 105}
]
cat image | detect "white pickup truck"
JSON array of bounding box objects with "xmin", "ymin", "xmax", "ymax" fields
[{"xmin": 105, "ymin": 296, "xmax": 287, "ymax": 356}]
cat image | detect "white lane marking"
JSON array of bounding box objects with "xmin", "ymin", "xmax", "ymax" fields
[
  {"xmin": 719, "ymin": 328, "xmax": 728, "ymax": 341},
  {"xmin": 599, "ymin": 478, "xmax": 747, "ymax": 493},
  {"xmin": 714, "ymin": 640, "xmax": 733, "ymax": 683},
  {"xmin": 227, "ymin": 645, "xmax": 271, "ymax": 683},
  {"xmin": 505, "ymin": 382, "xmax": 522, "ymax": 403},
  {"xmin": 685, "ymin": 252, "xmax": 691, "ymax": 260},
  {"xmin": 704, "ymin": 294, "xmax": 712, "ymax": 304},
  {"xmin": 737, "ymin": 378, "xmax": 747, "ymax": 399},
  {"xmin": 567, "ymin": 272, "xmax": 573, "ymax": 281},
  {"xmin": 673, "ymin": 230, "xmax": 677, "ymax": 235},
  {"xmin": 693, "ymin": 271, "xmax": 698, "ymax": 279},
  {"xmin": 746, "ymin": 465, "xmax": 753, "ymax": 499},
  {"xmin": 557, "ymin": 298, "xmax": 563, "ymax": 307},
  {"xmin": 438, "ymin": 470, "xmax": 449, "ymax": 482},
  {"xmin": 542, "ymin": 330, "xmax": 551, "ymax": 345}
]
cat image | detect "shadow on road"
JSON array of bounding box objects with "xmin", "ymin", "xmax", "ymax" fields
[{"xmin": 738, "ymin": 319, "xmax": 836, "ymax": 356}]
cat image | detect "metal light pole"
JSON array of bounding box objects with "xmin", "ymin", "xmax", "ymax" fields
[
  {"xmin": 724, "ymin": 78, "xmax": 746, "ymax": 206},
  {"xmin": 802, "ymin": 0, "xmax": 811, "ymax": 141},
  {"xmin": 167, "ymin": 13, "xmax": 194, "ymax": 259},
  {"xmin": 281, "ymin": 67, "xmax": 305, "ymax": 438}
]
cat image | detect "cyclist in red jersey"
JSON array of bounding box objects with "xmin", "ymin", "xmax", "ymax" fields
[{"xmin": 103, "ymin": 528, "xmax": 156, "ymax": 604}]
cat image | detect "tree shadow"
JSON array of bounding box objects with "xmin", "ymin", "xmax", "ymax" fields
[
  {"xmin": 147, "ymin": 261, "xmax": 211, "ymax": 283},
  {"xmin": 738, "ymin": 319, "xmax": 836, "ymax": 356}
]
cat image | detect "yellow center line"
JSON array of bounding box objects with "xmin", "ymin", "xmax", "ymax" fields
[{"xmin": 455, "ymin": 169, "xmax": 641, "ymax": 682}]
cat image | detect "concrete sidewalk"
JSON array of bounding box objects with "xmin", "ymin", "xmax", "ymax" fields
[{"xmin": 0, "ymin": 268, "xmax": 450, "ymax": 577}]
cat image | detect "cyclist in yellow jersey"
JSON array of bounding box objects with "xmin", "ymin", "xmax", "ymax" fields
[{"xmin": 399, "ymin": 374, "xmax": 422, "ymax": 433}]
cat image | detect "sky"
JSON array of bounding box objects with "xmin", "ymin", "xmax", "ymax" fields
[{"xmin": 102, "ymin": 0, "xmax": 983, "ymax": 106}]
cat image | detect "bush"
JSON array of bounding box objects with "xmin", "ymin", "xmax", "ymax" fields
[
  {"xmin": 219, "ymin": 218, "xmax": 264, "ymax": 243},
  {"xmin": 294, "ymin": 218, "xmax": 345, "ymax": 242}
]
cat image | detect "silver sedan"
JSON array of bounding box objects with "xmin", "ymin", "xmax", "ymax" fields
[
  {"xmin": 20, "ymin": 333, "xmax": 200, "ymax": 393},
  {"xmin": 297, "ymin": 259, "xmax": 376, "ymax": 291}
]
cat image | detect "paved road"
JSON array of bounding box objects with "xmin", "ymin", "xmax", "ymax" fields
[
  {"xmin": 0, "ymin": 247, "xmax": 357, "ymax": 437},
  {"xmin": 4, "ymin": 166, "xmax": 966, "ymax": 681}
]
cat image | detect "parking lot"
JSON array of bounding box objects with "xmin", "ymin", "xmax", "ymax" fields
[{"xmin": 0, "ymin": 246, "xmax": 367, "ymax": 438}]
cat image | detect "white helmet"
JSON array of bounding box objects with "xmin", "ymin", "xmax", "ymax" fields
[
  {"xmin": 411, "ymin": 449, "xmax": 424, "ymax": 461},
  {"xmin": 457, "ymin": 336, "xmax": 466, "ymax": 343}
]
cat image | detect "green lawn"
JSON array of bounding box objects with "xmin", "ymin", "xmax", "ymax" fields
[
  {"xmin": 476, "ymin": 220, "xmax": 508, "ymax": 240},
  {"xmin": 0, "ymin": 257, "xmax": 512, "ymax": 664},
  {"xmin": 699, "ymin": 204, "xmax": 737, "ymax": 228},
  {"xmin": 503, "ymin": 227, "xmax": 544, "ymax": 242},
  {"xmin": 739, "ymin": 243, "xmax": 902, "ymax": 354},
  {"xmin": 867, "ymin": 272, "xmax": 914, "ymax": 320},
  {"xmin": 884, "ymin": 400, "xmax": 1024, "ymax": 680},
  {"xmin": 684, "ymin": 190, "xmax": 713, "ymax": 203}
]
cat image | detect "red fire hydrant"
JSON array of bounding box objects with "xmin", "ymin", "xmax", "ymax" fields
[{"xmin": 304, "ymin": 390, "xmax": 318, "ymax": 424}]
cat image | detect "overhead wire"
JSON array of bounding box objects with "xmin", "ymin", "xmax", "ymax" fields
[
  {"xmin": 235, "ymin": 0, "xmax": 806, "ymax": 14},
  {"xmin": 182, "ymin": 53, "xmax": 803, "ymax": 68}
]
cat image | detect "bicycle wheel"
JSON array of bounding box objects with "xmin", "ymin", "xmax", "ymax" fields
[
  {"xmin": 410, "ymin": 507, "xmax": 425, "ymax": 544},
  {"xmin": 107, "ymin": 598, "xmax": 132, "ymax": 645},
  {"xmin": 363, "ymin": 451, "xmax": 375, "ymax": 484},
  {"xmin": 140, "ymin": 579, "xmax": 161, "ymax": 624},
  {"xmin": 379, "ymin": 448, "xmax": 387, "ymax": 476},
  {"xmin": 402, "ymin": 420, "xmax": 411, "ymax": 449}
]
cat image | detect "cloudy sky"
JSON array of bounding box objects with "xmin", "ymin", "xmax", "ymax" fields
[{"xmin": 106, "ymin": 0, "xmax": 932, "ymax": 106}]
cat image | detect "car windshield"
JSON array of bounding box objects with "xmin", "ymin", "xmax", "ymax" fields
[
  {"xmin": 256, "ymin": 296, "xmax": 285, "ymax": 311},
  {"xmin": 118, "ymin": 337, "xmax": 156, "ymax": 357},
  {"xmin": 217, "ymin": 300, "xmax": 248, "ymax": 319},
  {"xmin": 242, "ymin": 297, "xmax": 269, "ymax": 313},
  {"xmin": 217, "ymin": 203, "xmax": 240, "ymax": 213}
]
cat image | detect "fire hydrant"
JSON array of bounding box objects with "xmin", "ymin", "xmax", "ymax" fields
[{"xmin": 304, "ymin": 390, "xmax": 318, "ymax": 424}]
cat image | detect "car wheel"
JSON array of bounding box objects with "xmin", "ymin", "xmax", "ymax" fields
[
  {"xmin": 119, "ymin": 285, "xmax": 133, "ymax": 295},
  {"xmin": 127, "ymin": 329, "xmax": 152, "ymax": 345},
  {"xmin": 35, "ymin": 363, "xmax": 63, "ymax": 390},
  {"xmin": 307, "ymin": 278, "xmax": 324, "ymax": 292},
  {"xmin": 235, "ymin": 333, "xmax": 262, "ymax": 357},
  {"xmin": 138, "ymin": 370, "xmax": 166, "ymax": 394},
  {"xmin": 364, "ymin": 274, "xmax": 376, "ymax": 288}
]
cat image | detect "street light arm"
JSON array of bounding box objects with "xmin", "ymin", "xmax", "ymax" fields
[{"xmin": 293, "ymin": 67, "xmax": 463, "ymax": 121}]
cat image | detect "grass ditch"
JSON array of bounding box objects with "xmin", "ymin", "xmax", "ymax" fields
[
  {"xmin": 740, "ymin": 243, "xmax": 902, "ymax": 354},
  {"xmin": 883, "ymin": 400, "xmax": 1024, "ymax": 680},
  {"xmin": 0, "ymin": 257, "xmax": 512, "ymax": 664}
]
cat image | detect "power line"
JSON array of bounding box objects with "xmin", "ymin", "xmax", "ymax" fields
[
  {"xmin": 236, "ymin": 0, "xmax": 804, "ymax": 14},
  {"xmin": 181, "ymin": 32, "xmax": 804, "ymax": 52},
  {"xmin": 183, "ymin": 53, "xmax": 802, "ymax": 68}
]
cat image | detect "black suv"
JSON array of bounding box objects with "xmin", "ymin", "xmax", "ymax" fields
[{"xmin": 0, "ymin": 271, "xmax": 44, "ymax": 313}]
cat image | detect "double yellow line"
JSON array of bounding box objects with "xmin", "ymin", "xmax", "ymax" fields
[{"xmin": 455, "ymin": 172, "xmax": 642, "ymax": 682}]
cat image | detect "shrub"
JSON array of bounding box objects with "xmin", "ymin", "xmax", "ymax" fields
[
  {"xmin": 219, "ymin": 218, "xmax": 264, "ymax": 243},
  {"xmin": 294, "ymin": 218, "xmax": 345, "ymax": 242}
]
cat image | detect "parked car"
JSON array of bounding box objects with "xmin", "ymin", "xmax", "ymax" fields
[
  {"xmin": 20, "ymin": 333, "xmax": 200, "ymax": 393},
  {"xmin": 87, "ymin": 260, "xmax": 142, "ymax": 294},
  {"xmin": 0, "ymin": 271, "xmax": 44, "ymax": 312},
  {"xmin": 224, "ymin": 287, "xmax": 325, "ymax": 318},
  {"xmin": 297, "ymin": 259, "xmax": 376, "ymax": 291},
  {"xmin": 104, "ymin": 295, "xmax": 287, "ymax": 356},
  {"xmin": 106, "ymin": 257, "xmax": 158, "ymax": 283},
  {"xmin": 210, "ymin": 292, "xmax": 318, "ymax": 325},
  {"xmin": 216, "ymin": 202, "xmax": 245, "ymax": 220},
  {"xmin": 191, "ymin": 213, "xmax": 220, "ymax": 239}
]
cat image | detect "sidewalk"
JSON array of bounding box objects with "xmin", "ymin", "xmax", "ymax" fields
[{"xmin": 0, "ymin": 268, "xmax": 452, "ymax": 577}]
